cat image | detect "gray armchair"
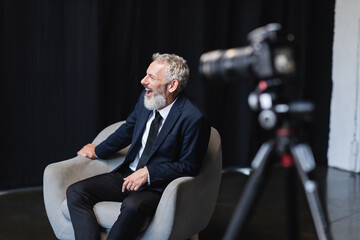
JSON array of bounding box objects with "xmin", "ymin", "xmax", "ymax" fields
[{"xmin": 43, "ymin": 121, "xmax": 222, "ymax": 240}]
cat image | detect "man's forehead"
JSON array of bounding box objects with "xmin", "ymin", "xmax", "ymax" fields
[{"xmin": 147, "ymin": 61, "xmax": 167, "ymax": 74}]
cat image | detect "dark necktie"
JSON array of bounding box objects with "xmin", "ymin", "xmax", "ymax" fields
[{"xmin": 136, "ymin": 110, "xmax": 163, "ymax": 170}]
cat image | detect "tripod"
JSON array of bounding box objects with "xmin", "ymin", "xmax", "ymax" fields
[
  {"xmin": 223, "ymin": 120, "xmax": 333, "ymax": 240},
  {"xmin": 222, "ymin": 78, "xmax": 332, "ymax": 240}
]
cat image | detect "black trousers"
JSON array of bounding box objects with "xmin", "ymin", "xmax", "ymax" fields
[{"xmin": 66, "ymin": 166, "xmax": 162, "ymax": 240}]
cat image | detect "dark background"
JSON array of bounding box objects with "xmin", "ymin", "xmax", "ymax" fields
[{"xmin": 1, "ymin": 0, "xmax": 334, "ymax": 190}]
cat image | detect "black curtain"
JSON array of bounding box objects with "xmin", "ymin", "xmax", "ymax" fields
[{"xmin": 0, "ymin": 0, "xmax": 334, "ymax": 190}]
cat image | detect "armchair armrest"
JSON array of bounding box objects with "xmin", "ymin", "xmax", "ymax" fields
[
  {"xmin": 43, "ymin": 120, "xmax": 128, "ymax": 239},
  {"xmin": 43, "ymin": 156, "xmax": 110, "ymax": 238},
  {"xmin": 140, "ymin": 176, "xmax": 192, "ymax": 239},
  {"xmin": 141, "ymin": 175, "xmax": 217, "ymax": 240}
]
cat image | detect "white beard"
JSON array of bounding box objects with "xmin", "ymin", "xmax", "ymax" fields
[{"xmin": 144, "ymin": 90, "xmax": 166, "ymax": 110}]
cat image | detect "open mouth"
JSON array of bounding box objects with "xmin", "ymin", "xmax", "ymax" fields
[{"xmin": 145, "ymin": 88, "xmax": 153, "ymax": 97}]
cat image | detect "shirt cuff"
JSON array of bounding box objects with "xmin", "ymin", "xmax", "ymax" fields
[{"xmin": 145, "ymin": 166, "xmax": 151, "ymax": 185}]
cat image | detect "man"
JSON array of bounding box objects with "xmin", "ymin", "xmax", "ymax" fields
[{"xmin": 66, "ymin": 53, "xmax": 210, "ymax": 240}]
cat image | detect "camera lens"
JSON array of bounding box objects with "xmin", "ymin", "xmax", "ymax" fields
[{"xmin": 199, "ymin": 47, "xmax": 254, "ymax": 82}]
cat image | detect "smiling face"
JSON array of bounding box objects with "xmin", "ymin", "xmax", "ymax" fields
[{"xmin": 141, "ymin": 61, "xmax": 179, "ymax": 110}]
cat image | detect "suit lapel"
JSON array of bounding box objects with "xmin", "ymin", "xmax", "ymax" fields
[
  {"xmin": 130, "ymin": 107, "xmax": 151, "ymax": 154},
  {"xmin": 124, "ymin": 106, "xmax": 151, "ymax": 163},
  {"xmin": 134, "ymin": 107, "xmax": 152, "ymax": 142},
  {"xmin": 149, "ymin": 93, "xmax": 186, "ymax": 156}
]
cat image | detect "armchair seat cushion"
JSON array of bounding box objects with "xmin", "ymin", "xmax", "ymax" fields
[
  {"xmin": 62, "ymin": 200, "xmax": 122, "ymax": 229},
  {"xmin": 94, "ymin": 201, "xmax": 122, "ymax": 229}
]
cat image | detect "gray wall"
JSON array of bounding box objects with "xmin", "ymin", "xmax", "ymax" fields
[{"xmin": 329, "ymin": 0, "xmax": 360, "ymax": 172}]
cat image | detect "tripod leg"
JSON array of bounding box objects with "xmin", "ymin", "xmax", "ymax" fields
[
  {"xmin": 290, "ymin": 144, "xmax": 333, "ymax": 240},
  {"xmin": 223, "ymin": 141, "xmax": 275, "ymax": 240},
  {"xmin": 284, "ymin": 161, "xmax": 299, "ymax": 240}
]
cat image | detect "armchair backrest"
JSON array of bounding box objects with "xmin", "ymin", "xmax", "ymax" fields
[{"xmin": 91, "ymin": 121, "xmax": 129, "ymax": 172}]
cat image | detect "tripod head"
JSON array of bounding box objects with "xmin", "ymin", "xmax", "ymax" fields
[{"xmin": 248, "ymin": 78, "xmax": 314, "ymax": 131}]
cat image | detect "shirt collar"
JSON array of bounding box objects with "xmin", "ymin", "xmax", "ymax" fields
[{"xmin": 156, "ymin": 97, "xmax": 177, "ymax": 121}]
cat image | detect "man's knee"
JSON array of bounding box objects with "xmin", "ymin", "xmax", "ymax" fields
[
  {"xmin": 121, "ymin": 197, "xmax": 144, "ymax": 214},
  {"xmin": 66, "ymin": 181, "xmax": 88, "ymax": 206},
  {"xmin": 121, "ymin": 193, "xmax": 161, "ymax": 217}
]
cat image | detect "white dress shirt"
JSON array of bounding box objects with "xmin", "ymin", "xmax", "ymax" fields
[{"xmin": 129, "ymin": 99, "xmax": 176, "ymax": 172}]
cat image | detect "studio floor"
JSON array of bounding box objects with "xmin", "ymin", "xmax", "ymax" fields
[{"xmin": 0, "ymin": 165, "xmax": 359, "ymax": 240}]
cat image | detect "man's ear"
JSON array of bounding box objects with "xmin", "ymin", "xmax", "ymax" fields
[{"xmin": 168, "ymin": 80, "xmax": 179, "ymax": 93}]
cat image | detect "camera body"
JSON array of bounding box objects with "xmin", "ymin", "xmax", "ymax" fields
[
  {"xmin": 199, "ymin": 23, "xmax": 296, "ymax": 82},
  {"xmin": 199, "ymin": 23, "xmax": 312, "ymax": 130}
]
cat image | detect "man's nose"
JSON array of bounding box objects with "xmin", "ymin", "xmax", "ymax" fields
[{"xmin": 141, "ymin": 76, "xmax": 148, "ymax": 85}]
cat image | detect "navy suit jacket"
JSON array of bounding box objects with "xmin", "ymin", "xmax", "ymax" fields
[{"xmin": 95, "ymin": 90, "xmax": 210, "ymax": 192}]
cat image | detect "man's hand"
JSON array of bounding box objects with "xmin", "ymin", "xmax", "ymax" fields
[
  {"xmin": 122, "ymin": 168, "xmax": 149, "ymax": 192},
  {"xmin": 77, "ymin": 144, "xmax": 97, "ymax": 159}
]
